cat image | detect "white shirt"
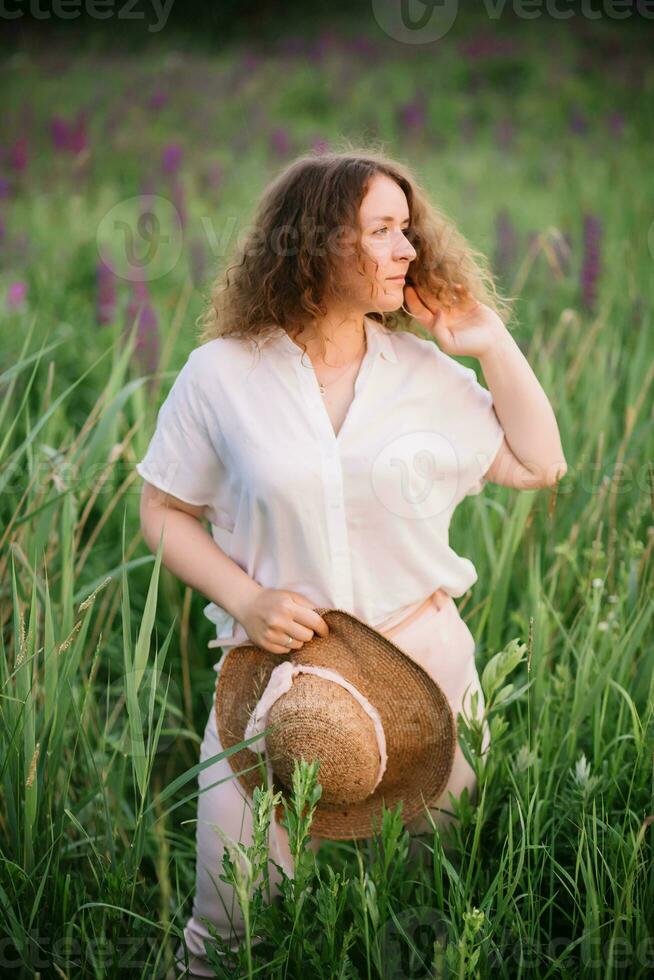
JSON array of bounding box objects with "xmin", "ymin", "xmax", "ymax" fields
[{"xmin": 135, "ymin": 315, "xmax": 504, "ymax": 665}]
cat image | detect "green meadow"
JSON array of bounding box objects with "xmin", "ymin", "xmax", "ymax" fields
[{"xmin": 1, "ymin": 14, "xmax": 653, "ymax": 978}]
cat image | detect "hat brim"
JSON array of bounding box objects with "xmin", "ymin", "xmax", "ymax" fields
[{"xmin": 215, "ymin": 607, "xmax": 457, "ymax": 840}]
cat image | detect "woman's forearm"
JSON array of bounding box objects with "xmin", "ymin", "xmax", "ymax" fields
[
  {"xmin": 140, "ymin": 507, "xmax": 261, "ymax": 623},
  {"xmin": 479, "ymin": 326, "xmax": 567, "ymax": 480}
]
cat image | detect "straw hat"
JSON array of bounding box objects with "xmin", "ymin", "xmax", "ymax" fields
[{"xmin": 214, "ymin": 607, "xmax": 457, "ymax": 840}]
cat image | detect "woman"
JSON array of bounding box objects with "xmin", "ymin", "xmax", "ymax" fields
[{"xmin": 136, "ymin": 150, "xmax": 567, "ymax": 976}]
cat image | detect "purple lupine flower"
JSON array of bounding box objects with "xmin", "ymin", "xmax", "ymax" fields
[
  {"xmin": 349, "ymin": 35, "xmax": 375, "ymax": 57},
  {"xmin": 134, "ymin": 300, "xmax": 160, "ymax": 377},
  {"xmin": 51, "ymin": 115, "xmax": 70, "ymax": 151},
  {"xmin": 311, "ymin": 137, "xmax": 330, "ymax": 155},
  {"xmin": 96, "ymin": 259, "xmax": 118, "ymax": 325},
  {"xmin": 607, "ymin": 111, "xmax": 624, "ymax": 137},
  {"xmin": 68, "ymin": 111, "xmax": 88, "ymax": 156},
  {"xmin": 569, "ymin": 106, "xmax": 588, "ymax": 135},
  {"xmin": 7, "ymin": 280, "xmax": 27, "ymax": 309},
  {"xmin": 124, "ymin": 280, "xmax": 149, "ymax": 341},
  {"xmin": 270, "ymin": 127, "xmax": 291, "ymax": 155},
  {"xmin": 123, "ymin": 283, "xmax": 159, "ymax": 381},
  {"xmin": 50, "ymin": 111, "xmax": 88, "ymax": 155},
  {"xmin": 148, "ymin": 88, "xmax": 169, "ymax": 111},
  {"xmin": 10, "ymin": 137, "xmax": 28, "ymax": 173},
  {"xmin": 0, "ymin": 176, "xmax": 10, "ymax": 198},
  {"xmin": 494, "ymin": 209, "xmax": 518, "ymax": 278},
  {"xmin": 580, "ymin": 214, "xmax": 602, "ymax": 312},
  {"xmin": 161, "ymin": 142, "xmax": 183, "ymax": 176},
  {"xmin": 399, "ymin": 97, "xmax": 426, "ymax": 134}
]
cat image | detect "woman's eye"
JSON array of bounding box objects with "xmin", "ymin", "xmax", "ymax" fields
[{"xmin": 373, "ymin": 226, "xmax": 411, "ymax": 236}]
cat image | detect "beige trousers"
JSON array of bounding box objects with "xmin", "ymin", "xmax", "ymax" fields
[{"xmin": 175, "ymin": 591, "xmax": 490, "ymax": 976}]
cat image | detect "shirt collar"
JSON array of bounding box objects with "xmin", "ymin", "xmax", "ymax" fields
[
  {"xmin": 262, "ymin": 316, "xmax": 398, "ymax": 363},
  {"xmin": 366, "ymin": 317, "xmax": 399, "ymax": 363}
]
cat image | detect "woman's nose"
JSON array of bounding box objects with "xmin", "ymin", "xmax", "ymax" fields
[{"xmin": 394, "ymin": 232, "xmax": 417, "ymax": 261}]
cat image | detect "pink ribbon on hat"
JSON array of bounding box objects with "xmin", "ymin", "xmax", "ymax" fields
[{"xmin": 244, "ymin": 660, "xmax": 388, "ymax": 789}]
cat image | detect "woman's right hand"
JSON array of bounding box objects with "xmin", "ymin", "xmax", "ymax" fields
[{"xmin": 238, "ymin": 588, "xmax": 330, "ymax": 654}]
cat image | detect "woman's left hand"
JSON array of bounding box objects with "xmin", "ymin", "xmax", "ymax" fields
[{"xmin": 403, "ymin": 283, "xmax": 506, "ymax": 359}]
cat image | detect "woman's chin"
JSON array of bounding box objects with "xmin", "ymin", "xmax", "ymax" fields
[{"xmin": 374, "ymin": 293, "xmax": 405, "ymax": 312}]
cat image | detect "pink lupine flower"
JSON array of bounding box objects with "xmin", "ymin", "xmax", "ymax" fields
[
  {"xmin": 607, "ymin": 112, "xmax": 624, "ymax": 137},
  {"xmin": 51, "ymin": 116, "xmax": 70, "ymax": 151},
  {"xmin": 10, "ymin": 137, "xmax": 28, "ymax": 173},
  {"xmin": 0, "ymin": 176, "xmax": 9, "ymax": 198},
  {"xmin": 399, "ymin": 98, "xmax": 426, "ymax": 134},
  {"xmin": 161, "ymin": 142, "xmax": 183, "ymax": 176},
  {"xmin": 349, "ymin": 35, "xmax": 375, "ymax": 57},
  {"xmin": 149, "ymin": 88, "xmax": 169, "ymax": 111},
  {"xmin": 7, "ymin": 280, "xmax": 27, "ymax": 309},
  {"xmin": 569, "ymin": 106, "xmax": 588, "ymax": 136},
  {"xmin": 580, "ymin": 214, "xmax": 602, "ymax": 313},
  {"xmin": 270, "ymin": 127, "xmax": 291, "ymax": 156},
  {"xmin": 124, "ymin": 280, "xmax": 148, "ymax": 338},
  {"xmin": 96, "ymin": 259, "xmax": 118, "ymax": 325},
  {"xmin": 124, "ymin": 281, "xmax": 160, "ymax": 376},
  {"xmin": 311, "ymin": 137, "xmax": 330, "ymax": 155},
  {"xmin": 134, "ymin": 301, "xmax": 160, "ymax": 377},
  {"xmin": 68, "ymin": 111, "xmax": 89, "ymax": 156},
  {"xmin": 50, "ymin": 111, "xmax": 88, "ymax": 156}
]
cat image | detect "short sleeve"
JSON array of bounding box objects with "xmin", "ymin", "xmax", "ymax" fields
[
  {"xmin": 436, "ymin": 352, "xmax": 505, "ymax": 504},
  {"xmin": 135, "ymin": 349, "xmax": 226, "ymax": 510}
]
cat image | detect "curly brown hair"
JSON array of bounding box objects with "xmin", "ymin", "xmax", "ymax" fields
[{"xmin": 196, "ymin": 145, "xmax": 513, "ymax": 361}]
